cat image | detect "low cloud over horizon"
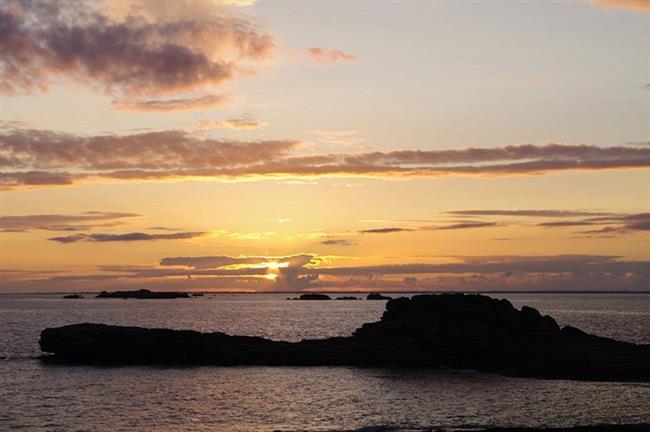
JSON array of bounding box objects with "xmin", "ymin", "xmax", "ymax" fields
[{"xmin": 2, "ymin": 253, "xmax": 649, "ymax": 293}]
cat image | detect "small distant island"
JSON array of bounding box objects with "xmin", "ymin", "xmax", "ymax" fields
[
  {"xmin": 288, "ymin": 293, "xmax": 332, "ymax": 300},
  {"xmin": 336, "ymin": 296, "xmax": 359, "ymax": 300},
  {"xmin": 95, "ymin": 289, "xmax": 191, "ymax": 299},
  {"xmin": 39, "ymin": 293, "xmax": 650, "ymax": 382},
  {"xmin": 366, "ymin": 292, "xmax": 392, "ymax": 300},
  {"xmin": 62, "ymin": 294, "xmax": 84, "ymax": 299}
]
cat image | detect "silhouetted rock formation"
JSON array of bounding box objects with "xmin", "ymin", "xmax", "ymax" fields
[
  {"xmin": 336, "ymin": 296, "xmax": 359, "ymax": 300},
  {"xmin": 62, "ymin": 294, "xmax": 84, "ymax": 299},
  {"xmin": 95, "ymin": 289, "xmax": 190, "ymax": 299},
  {"xmin": 39, "ymin": 294, "xmax": 650, "ymax": 382},
  {"xmin": 298, "ymin": 293, "xmax": 331, "ymax": 300},
  {"xmin": 366, "ymin": 292, "xmax": 392, "ymax": 300}
]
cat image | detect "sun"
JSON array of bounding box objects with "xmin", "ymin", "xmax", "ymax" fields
[{"xmin": 264, "ymin": 261, "xmax": 289, "ymax": 270}]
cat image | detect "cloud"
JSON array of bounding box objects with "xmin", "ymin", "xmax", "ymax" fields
[
  {"xmin": 160, "ymin": 253, "xmax": 320, "ymax": 269},
  {"xmin": 448, "ymin": 210, "xmax": 611, "ymax": 218},
  {"xmin": 0, "ymin": 1, "xmax": 274, "ymax": 96},
  {"xmin": 538, "ymin": 221, "xmax": 596, "ymax": 227},
  {"xmin": 4, "ymin": 254, "xmax": 649, "ymax": 293},
  {"xmin": 577, "ymin": 213, "xmax": 650, "ymax": 236},
  {"xmin": 49, "ymin": 231, "xmax": 206, "ymax": 243},
  {"xmin": 2, "ymin": 127, "xmax": 649, "ymax": 190},
  {"xmin": 421, "ymin": 221, "xmax": 498, "ymax": 230},
  {"xmin": 307, "ymin": 47, "xmax": 358, "ymax": 64},
  {"xmin": 113, "ymin": 94, "xmax": 230, "ymax": 111},
  {"xmin": 591, "ymin": 0, "xmax": 650, "ymax": 12},
  {"xmin": 321, "ymin": 239, "xmax": 355, "ymax": 246},
  {"xmin": 307, "ymin": 255, "xmax": 650, "ymax": 276},
  {"xmin": 0, "ymin": 211, "xmax": 139, "ymax": 232},
  {"xmin": 0, "ymin": 127, "xmax": 299, "ymax": 172},
  {"xmin": 518, "ymin": 212, "xmax": 650, "ymax": 236},
  {"xmin": 359, "ymin": 227, "xmax": 413, "ymax": 234},
  {"xmin": 196, "ymin": 116, "xmax": 265, "ymax": 130},
  {"xmin": 160, "ymin": 253, "xmax": 326, "ymax": 291}
]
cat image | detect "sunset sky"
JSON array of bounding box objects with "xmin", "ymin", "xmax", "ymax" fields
[{"xmin": 0, "ymin": 0, "xmax": 648, "ymax": 292}]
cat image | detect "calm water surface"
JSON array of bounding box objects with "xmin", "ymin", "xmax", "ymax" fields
[{"xmin": 1, "ymin": 293, "xmax": 649, "ymax": 431}]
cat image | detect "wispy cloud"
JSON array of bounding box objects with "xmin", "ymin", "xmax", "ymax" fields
[
  {"xmin": 0, "ymin": 211, "xmax": 139, "ymax": 232},
  {"xmin": 0, "ymin": 127, "xmax": 298, "ymax": 172},
  {"xmin": 113, "ymin": 94, "xmax": 230, "ymax": 111},
  {"xmin": 160, "ymin": 253, "xmax": 320, "ymax": 269},
  {"xmin": 321, "ymin": 239, "xmax": 355, "ymax": 246},
  {"xmin": 49, "ymin": 231, "xmax": 206, "ymax": 243},
  {"xmin": 359, "ymin": 227, "xmax": 413, "ymax": 234},
  {"xmin": 307, "ymin": 47, "xmax": 358, "ymax": 64},
  {"xmin": 576, "ymin": 213, "xmax": 650, "ymax": 236},
  {"xmin": 2, "ymin": 126, "xmax": 649, "ymax": 190},
  {"xmin": 196, "ymin": 116, "xmax": 265, "ymax": 130},
  {"xmin": 447, "ymin": 209, "xmax": 612, "ymax": 218},
  {"xmin": 421, "ymin": 221, "xmax": 498, "ymax": 230}
]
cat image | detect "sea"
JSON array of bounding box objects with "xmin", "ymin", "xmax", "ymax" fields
[{"xmin": 1, "ymin": 292, "xmax": 649, "ymax": 432}]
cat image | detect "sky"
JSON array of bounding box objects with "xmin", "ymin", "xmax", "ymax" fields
[{"xmin": 0, "ymin": 0, "xmax": 648, "ymax": 293}]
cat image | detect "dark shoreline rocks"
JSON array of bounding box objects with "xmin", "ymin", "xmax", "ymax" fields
[
  {"xmin": 39, "ymin": 294, "xmax": 650, "ymax": 382},
  {"xmin": 95, "ymin": 289, "xmax": 190, "ymax": 299}
]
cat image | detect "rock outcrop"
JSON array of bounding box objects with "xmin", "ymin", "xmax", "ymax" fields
[{"xmin": 39, "ymin": 294, "xmax": 650, "ymax": 382}]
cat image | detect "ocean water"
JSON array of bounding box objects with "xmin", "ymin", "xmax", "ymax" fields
[{"xmin": 0, "ymin": 293, "xmax": 649, "ymax": 431}]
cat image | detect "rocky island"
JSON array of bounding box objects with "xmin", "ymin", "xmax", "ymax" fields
[
  {"xmin": 95, "ymin": 289, "xmax": 191, "ymax": 299},
  {"xmin": 39, "ymin": 294, "xmax": 650, "ymax": 382},
  {"xmin": 366, "ymin": 292, "xmax": 392, "ymax": 300}
]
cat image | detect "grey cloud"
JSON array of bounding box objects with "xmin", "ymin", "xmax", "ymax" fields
[
  {"xmin": 49, "ymin": 231, "xmax": 205, "ymax": 243},
  {"xmin": 305, "ymin": 255, "xmax": 650, "ymax": 277},
  {"xmin": 0, "ymin": 127, "xmax": 299, "ymax": 171},
  {"xmin": 557, "ymin": 213, "xmax": 650, "ymax": 237},
  {"xmin": 321, "ymin": 239, "xmax": 355, "ymax": 246},
  {"xmin": 359, "ymin": 227, "xmax": 413, "ymax": 234},
  {"xmin": 422, "ymin": 221, "xmax": 498, "ymax": 230},
  {"xmin": 4, "ymin": 254, "xmax": 649, "ymax": 293},
  {"xmin": 538, "ymin": 221, "xmax": 597, "ymax": 227},
  {"xmin": 2, "ymin": 127, "xmax": 649, "ymax": 190},
  {"xmin": 448, "ymin": 210, "xmax": 612, "ymax": 218},
  {"xmin": 0, "ymin": 211, "xmax": 139, "ymax": 232},
  {"xmin": 160, "ymin": 253, "xmax": 319, "ymax": 269},
  {"xmin": 0, "ymin": 2, "xmax": 274, "ymax": 96}
]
